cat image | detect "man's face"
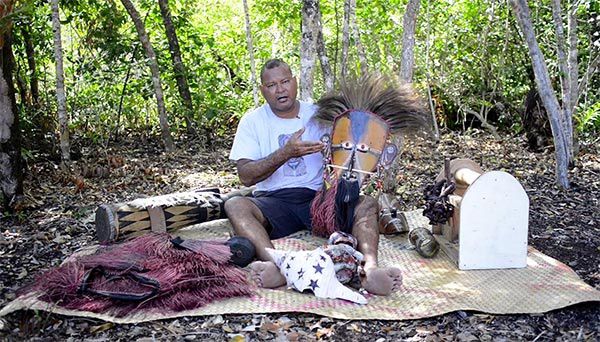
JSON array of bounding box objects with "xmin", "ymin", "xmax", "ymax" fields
[{"xmin": 260, "ymin": 66, "xmax": 298, "ymax": 116}]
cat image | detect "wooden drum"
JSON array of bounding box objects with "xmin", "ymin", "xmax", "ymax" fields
[{"xmin": 95, "ymin": 187, "xmax": 253, "ymax": 243}]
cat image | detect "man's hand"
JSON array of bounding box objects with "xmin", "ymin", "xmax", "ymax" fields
[
  {"xmin": 236, "ymin": 127, "xmax": 324, "ymax": 187},
  {"xmin": 282, "ymin": 127, "xmax": 324, "ymax": 159}
]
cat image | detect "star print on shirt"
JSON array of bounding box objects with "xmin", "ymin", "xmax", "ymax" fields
[
  {"xmin": 320, "ymin": 255, "xmax": 327, "ymax": 261},
  {"xmin": 313, "ymin": 263, "xmax": 323, "ymax": 274},
  {"xmin": 309, "ymin": 279, "xmax": 319, "ymax": 291},
  {"xmin": 298, "ymin": 268, "xmax": 304, "ymax": 278}
]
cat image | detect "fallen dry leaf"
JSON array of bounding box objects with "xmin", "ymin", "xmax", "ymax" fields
[
  {"xmin": 228, "ymin": 334, "xmax": 245, "ymax": 342},
  {"xmin": 260, "ymin": 317, "xmax": 281, "ymax": 333},
  {"xmin": 89, "ymin": 322, "xmax": 114, "ymax": 334},
  {"xmin": 315, "ymin": 327, "xmax": 334, "ymax": 339}
]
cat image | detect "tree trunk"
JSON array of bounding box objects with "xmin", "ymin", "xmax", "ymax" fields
[
  {"xmin": 51, "ymin": 0, "xmax": 70, "ymax": 162},
  {"xmin": 0, "ymin": 0, "xmax": 24, "ymax": 211},
  {"xmin": 423, "ymin": 2, "xmax": 439, "ymax": 141},
  {"xmin": 300, "ymin": 0, "xmax": 318, "ymax": 102},
  {"xmin": 114, "ymin": 49, "xmax": 136, "ymax": 141},
  {"xmin": 242, "ymin": 0, "xmax": 259, "ymax": 107},
  {"xmin": 121, "ymin": 0, "xmax": 175, "ymax": 152},
  {"xmin": 341, "ymin": 0, "xmax": 351, "ymax": 78},
  {"xmin": 315, "ymin": 1, "xmax": 334, "ymax": 92},
  {"xmin": 566, "ymin": 4, "xmax": 578, "ymax": 157},
  {"xmin": 399, "ymin": 0, "xmax": 420, "ymax": 83},
  {"xmin": 350, "ymin": 0, "xmax": 367, "ymax": 75},
  {"xmin": 332, "ymin": 0, "xmax": 340, "ymax": 79},
  {"xmin": 510, "ymin": 0, "xmax": 570, "ymax": 189},
  {"xmin": 157, "ymin": 0, "xmax": 195, "ymax": 135},
  {"xmin": 21, "ymin": 24, "xmax": 39, "ymax": 107},
  {"xmin": 551, "ymin": 0, "xmax": 569, "ymax": 112},
  {"xmin": 550, "ymin": 0, "xmax": 575, "ymax": 161},
  {"xmin": 15, "ymin": 64, "xmax": 28, "ymax": 107}
]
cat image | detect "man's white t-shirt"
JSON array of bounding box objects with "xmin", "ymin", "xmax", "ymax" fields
[{"xmin": 229, "ymin": 101, "xmax": 328, "ymax": 192}]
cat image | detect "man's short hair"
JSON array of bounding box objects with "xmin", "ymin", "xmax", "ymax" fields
[{"xmin": 260, "ymin": 59, "xmax": 292, "ymax": 83}]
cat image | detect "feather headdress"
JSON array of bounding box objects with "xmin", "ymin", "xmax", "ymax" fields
[{"xmin": 315, "ymin": 73, "xmax": 430, "ymax": 134}]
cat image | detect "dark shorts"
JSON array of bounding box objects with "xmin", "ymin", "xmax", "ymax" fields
[{"xmin": 249, "ymin": 187, "xmax": 316, "ymax": 239}]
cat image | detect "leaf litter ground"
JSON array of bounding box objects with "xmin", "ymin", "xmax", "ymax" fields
[{"xmin": 0, "ymin": 130, "xmax": 598, "ymax": 341}]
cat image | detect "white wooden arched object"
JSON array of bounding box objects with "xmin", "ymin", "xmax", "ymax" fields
[{"xmin": 458, "ymin": 171, "xmax": 529, "ymax": 270}]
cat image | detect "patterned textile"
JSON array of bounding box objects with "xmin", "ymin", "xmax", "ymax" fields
[
  {"xmin": 2, "ymin": 210, "xmax": 599, "ymax": 323},
  {"xmin": 323, "ymin": 243, "xmax": 362, "ymax": 285},
  {"xmin": 266, "ymin": 247, "xmax": 367, "ymax": 304}
]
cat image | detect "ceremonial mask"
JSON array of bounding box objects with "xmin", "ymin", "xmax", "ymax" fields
[{"xmin": 322, "ymin": 110, "xmax": 398, "ymax": 185}]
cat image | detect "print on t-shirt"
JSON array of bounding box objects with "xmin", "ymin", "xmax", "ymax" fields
[{"xmin": 278, "ymin": 133, "xmax": 307, "ymax": 177}]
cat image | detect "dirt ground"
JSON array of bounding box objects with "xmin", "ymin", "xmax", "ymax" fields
[{"xmin": 0, "ymin": 130, "xmax": 598, "ymax": 341}]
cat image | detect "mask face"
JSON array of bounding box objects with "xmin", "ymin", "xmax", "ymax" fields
[{"xmin": 329, "ymin": 110, "xmax": 390, "ymax": 183}]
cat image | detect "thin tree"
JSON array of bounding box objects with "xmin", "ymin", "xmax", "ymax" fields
[
  {"xmin": 341, "ymin": 0, "xmax": 365, "ymax": 77},
  {"xmin": 315, "ymin": 0, "xmax": 333, "ymax": 92},
  {"xmin": 550, "ymin": 0, "xmax": 576, "ymax": 159},
  {"xmin": 15, "ymin": 63, "xmax": 28, "ymax": 107},
  {"xmin": 21, "ymin": 24, "xmax": 39, "ymax": 107},
  {"xmin": 158, "ymin": 0, "xmax": 195, "ymax": 135},
  {"xmin": 121, "ymin": 0, "xmax": 175, "ymax": 152},
  {"xmin": 0, "ymin": 0, "xmax": 24, "ymax": 211},
  {"xmin": 242, "ymin": 0, "xmax": 259, "ymax": 107},
  {"xmin": 340, "ymin": 0, "xmax": 351, "ymax": 78},
  {"xmin": 51, "ymin": 0, "xmax": 70, "ymax": 162},
  {"xmin": 511, "ymin": 0, "xmax": 599, "ymax": 188},
  {"xmin": 300, "ymin": 0, "xmax": 318, "ymax": 102},
  {"xmin": 399, "ymin": 0, "xmax": 420, "ymax": 83},
  {"xmin": 509, "ymin": 0, "xmax": 574, "ymax": 188},
  {"xmin": 423, "ymin": 1, "xmax": 439, "ymax": 141},
  {"xmin": 332, "ymin": 0, "xmax": 340, "ymax": 79},
  {"xmin": 349, "ymin": 0, "xmax": 367, "ymax": 74}
]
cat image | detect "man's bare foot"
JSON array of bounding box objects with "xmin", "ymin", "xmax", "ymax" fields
[
  {"xmin": 360, "ymin": 266, "xmax": 402, "ymax": 296},
  {"xmin": 249, "ymin": 261, "xmax": 286, "ymax": 288}
]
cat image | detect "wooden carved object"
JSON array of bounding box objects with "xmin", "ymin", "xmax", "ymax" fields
[
  {"xmin": 95, "ymin": 187, "xmax": 254, "ymax": 243},
  {"xmin": 432, "ymin": 159, "xmax": 484, "ymax": 240}
]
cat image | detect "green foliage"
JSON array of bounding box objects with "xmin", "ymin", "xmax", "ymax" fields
[
  {"xmin": 577, "ymin": 101, "xmax": 600, "ymax": 132},
  {"xmin": 20, "ymin": 147, "xmax": 35, "ymax": 164},
  {"xmin": 7, "ymin": 0, "xmax": 600, "ymax": 152},
  {"xmin": 416, "ymin": 1, "xmax": 530, "ymax": 129}
]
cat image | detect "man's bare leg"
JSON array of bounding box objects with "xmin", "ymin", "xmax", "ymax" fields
[
  {"xmin": 224, "ymin": 197, "xmax": 286, "ymax": 288},
  {"xmin": 352, "ymin": 196, "xmax": 403, "ymax": 295}
]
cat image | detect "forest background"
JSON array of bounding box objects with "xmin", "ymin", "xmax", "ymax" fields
[{"xmin": 1, "ymin": 0, "xmax": 599, "ymax": 212}]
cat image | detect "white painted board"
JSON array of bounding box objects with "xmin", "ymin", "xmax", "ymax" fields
[{"xmin": 458, "ymin": 171, "xmax": 529, "ymax": 270}]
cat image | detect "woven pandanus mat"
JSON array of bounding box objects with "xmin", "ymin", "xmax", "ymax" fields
[{"xmin": 2, "ymin": 211, "xmax": 599, "ymax": 324}]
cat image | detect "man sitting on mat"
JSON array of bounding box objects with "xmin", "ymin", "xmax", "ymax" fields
[{"xmin": 224, "ymin": 58, "xmax": 402, "ymax": 296}]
